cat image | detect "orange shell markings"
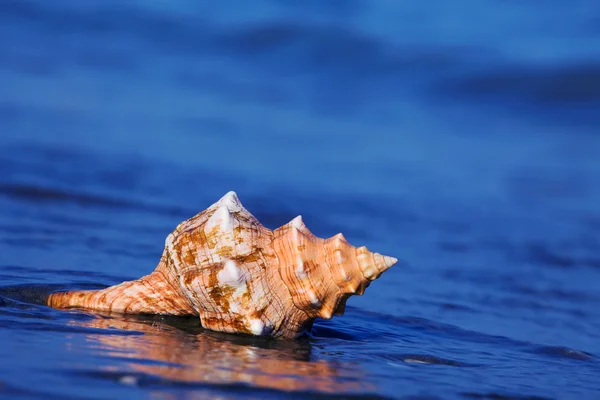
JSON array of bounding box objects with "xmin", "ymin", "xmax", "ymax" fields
[{"xmin": 47, "ymin": 192, "xmax": 398, "ymax": 339}]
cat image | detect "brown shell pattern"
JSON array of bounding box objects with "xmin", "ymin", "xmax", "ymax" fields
[{"xmin": 47, "ymin": 192, "xmax": 398, "ymax": 339}]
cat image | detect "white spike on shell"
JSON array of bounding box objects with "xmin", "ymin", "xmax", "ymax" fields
[
  {"xmin": 218, "ymin": 191, "xmax": 243, "ymax": 212},
  {"xmin": 47, "ymin": 192, "xmax": 399, "ymax": 339},
  {"xmin": 217, "ymin": 260, "xmax": 242, "ymax": 286}
]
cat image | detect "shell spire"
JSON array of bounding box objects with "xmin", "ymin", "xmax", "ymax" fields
[{"xmin": 47, "ymin": 191, "xmax": 399, "ymax": 339}]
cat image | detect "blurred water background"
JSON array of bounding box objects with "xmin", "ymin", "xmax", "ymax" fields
[{"xmin": 1, "ymin": 1, "xmax": 600, "ymax": 399}]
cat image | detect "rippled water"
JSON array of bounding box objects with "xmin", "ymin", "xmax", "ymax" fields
[{"xmin": 2, "ymin": 1, "xmax": 600, "ymax": 399}]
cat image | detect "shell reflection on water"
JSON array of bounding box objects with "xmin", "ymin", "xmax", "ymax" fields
[{"xmin": 69, "ymin": 314, "xmax": 372, "ymax": 395}]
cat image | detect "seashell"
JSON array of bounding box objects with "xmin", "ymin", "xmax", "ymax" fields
[{"xmin": 47, "ymin": 191, "xmax": 398, "ymax": 339}]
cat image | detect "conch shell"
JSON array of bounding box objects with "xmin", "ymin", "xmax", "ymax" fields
[{"xmin": 48, "ymin": 192, "xmax": 397, "ymax": 339}]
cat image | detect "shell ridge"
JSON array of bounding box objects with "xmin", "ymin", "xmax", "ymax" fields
[
  {"xmin": 319, "ymin": 240, "xmax": 348, "ymax": 319},
  {"xmin": 273, "ymin": 236, "xmax": 312, "ymax": 321},
  {"xmin": 138, "ymin": 276, "xmax": 169, "ymax": 308},
  {"xmin": 250, "ymin": 240, "xmax": 279, "ymax": 325},
  {"xmin": 321, "ymin": 240, "xmax": 347, "ymax": 292},
  {"xmin": 288, "ymin": 229, "xmax": 326, "ymax": 315},
  {"xmin": 154, "ymin": 268, "xmax": 195, "ymax": 312},
  {"xmin": 166, "ymin": 231, "xmax": 208, "ymax": 311},
  {"xmin": 354, "ymin": 246, "xmax": 374, "ymax": 282},
  {"xmin": 324, "ymin": 237, "xmax": 362, "ymax": 294},
  {"xmin": 256, "ymin": 238, "xmax": 290, "ymax": 335},
  {"xmin": 180, "ymin": 228, "xmax": 219, "ymax": 314}
]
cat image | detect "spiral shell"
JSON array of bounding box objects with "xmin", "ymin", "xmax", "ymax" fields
[{"xmin": 48, "ymin": 192, "xmax": 398, "ymax": 339}]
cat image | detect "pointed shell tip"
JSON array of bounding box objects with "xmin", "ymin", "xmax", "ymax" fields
[
  {"xmin": 334, "ymin": 233, "xmax": 347, "ymax": 242},
  {"xmin": 384, "ymin": 256, "xmax": 398, "ymax": 268},
  {"xmin": 219, "ymin": 191, "xmax": 242, "ymax": 212},
  {"xmin": 290, "ymin": 215, "xmax": 304, "ymax": 229}
]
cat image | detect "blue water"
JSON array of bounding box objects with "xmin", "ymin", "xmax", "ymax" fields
[{"xmin": 1, "ymin": 1, "xmax": 600, "ymax": 399}]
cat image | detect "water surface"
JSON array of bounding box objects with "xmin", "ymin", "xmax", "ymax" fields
[{"xmin": 1, "ymin": 1, "xmax": 600, "ymax": 399}]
